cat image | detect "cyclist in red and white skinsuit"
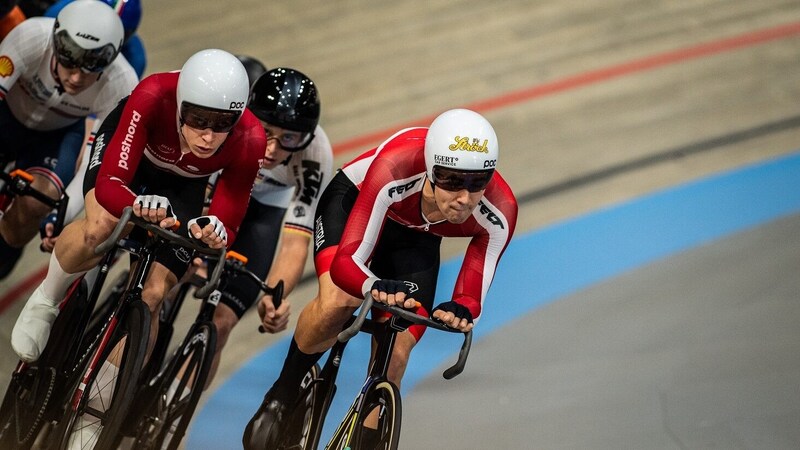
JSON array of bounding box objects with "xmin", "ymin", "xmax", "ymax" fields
[
  {"xmin": 11, "ymin": 49, "xmax": 266, "ymax": 364},
  {"xmin": 244, "ymin": 108, "xmax": 518, "ymax": 449}
]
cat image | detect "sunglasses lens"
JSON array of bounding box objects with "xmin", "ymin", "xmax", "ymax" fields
[
  {"xmin": 180, "ymin": 102, "xmax": 240, "ymax": 133},
  {"xmin": 432, "ymin": 166, "xmax": 494, "ymax": 192}
]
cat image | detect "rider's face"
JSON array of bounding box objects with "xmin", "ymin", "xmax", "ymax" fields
[
  {"xmin": 55, "ymin": 64, "xmax": 100, "ymax": 95},
  {"xmin": 180, "ymin": 124, "xmax": 229, "ymax": 158},
  {"xmin": 433, "ymin": 185, "xmax": 484, "ymax": 224}
]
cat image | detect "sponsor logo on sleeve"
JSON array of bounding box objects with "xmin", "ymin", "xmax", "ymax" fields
[
  {"xmin": 387, "ymin": 177, "xmax": 422, "ymax": 197},
  {"xmin": 118, "ymin": 110, "xmax": 141, "ymax": 170},
  {"xmin": 299, "ymin": 160, "xmax": 323, "ymax": 205},
  {"xmin": 314, "ymin": 216, "xmax": 325, "ymax": 251},
  {"xmin": 88, "ymin": 133, "xmax": 106, "ymax": 170},
  {"xmin": 0, "ymin": 56, "xmax": 14, "ymax": 77},
  {"xmin": 478, "ymin": 200, "xmax": 504, "ymax": 229}
]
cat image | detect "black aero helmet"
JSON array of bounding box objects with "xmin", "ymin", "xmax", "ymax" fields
[
  {"xmin": 248, "ymin": 68, "xmax": 320, "ymax": 134},
  {"xmin": 235, "ymin": 54, "xmax": 268, "ymax": 90}
]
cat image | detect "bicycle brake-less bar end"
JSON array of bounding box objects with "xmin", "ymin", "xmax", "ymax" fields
[
  {"xmin": 338, "ymin": 294, "xmax": 374, "ymax": 342},
  {"xmin": 442, "ymin": 329, "xmax": 472, "ymax": 380},
  {"xmin": 95, "ymin": 206, "xmax": 134, "ymax": 255}
]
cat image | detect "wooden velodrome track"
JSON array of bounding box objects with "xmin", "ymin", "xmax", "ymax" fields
[{"xmin": 2, "ymin": 0, "xmax": 800, "ymax": 448}]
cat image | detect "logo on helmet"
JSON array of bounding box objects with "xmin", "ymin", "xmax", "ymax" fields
[
  {"xmin": 75, "ymin": 32, "xmax": 100, "ymax": 42},
  {"xmin": 229, "ymin": 101, "xmax": 245, "ymax": 110},
  {"xmin": 434, "ymin": 154, "xmax": 458, "ymax": 167},
  {"xmin": 448, "ymin": 136, "xmax": 489, "ymax": 153},
  {"xmin": 483, "ymin": 159, "xmax": 497, "ymax": 169}
]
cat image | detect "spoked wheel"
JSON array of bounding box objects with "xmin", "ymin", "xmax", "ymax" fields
[
  {"xmin": 131, "ymin": 322, "xmax": 216, "ymax": 450},
  {"xmin": 276, "ymin": 364, "xmax": 326, "ymax": 450},
  {"xmin": 52, "ymin": 299, "xmax": 149, "ymax": 450},
  {"xmin": 353, "ymin": 380, "xmax": 401, "ymax": 450},
  {"xmin": 0, "ymin": 279, "xmax": 89, "ymax": 450}
]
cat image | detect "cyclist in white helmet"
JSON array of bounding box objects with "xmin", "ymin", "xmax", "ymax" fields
[
  {"xmin": 0, "ymin": 0, "xmax": 137, "ymax": 278},
  {"xmin": 244, "ymin": 108, "xmax": 519, "ymax": 448},
  {"xmin": 11, "ymin": 49, "xmax": 266, "ymax": 365}
]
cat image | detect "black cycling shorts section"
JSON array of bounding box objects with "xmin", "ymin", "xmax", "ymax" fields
[
  {"xmin": 213, "ymin": 200, "xmax": 286, "ymax": 318},
  {"xmin": 314, "ymin": 170, "xmax": 442, "ymax": 312},
  {"xmin": 313, "ymin": 170, "xmax": 358, "ymax": 257},
  {"xmin": 85, "ymin": 96, "xmax": 209, "ymax": 279}
]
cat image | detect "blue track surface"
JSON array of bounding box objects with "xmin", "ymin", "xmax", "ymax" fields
[{"xmin": 188, "ymin": 150, "xmax": 800, "ymax": 449}]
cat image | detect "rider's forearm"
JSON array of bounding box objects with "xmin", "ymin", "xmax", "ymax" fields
[{"xmin": 266, "ymin": 231, "xmax": 310, "ymax": 296}]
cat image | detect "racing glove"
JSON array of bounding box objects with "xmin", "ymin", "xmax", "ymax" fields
[
  {"xmin": 134, "ymin": 194, "xmax": 177, "ymax": 221},
  {"xmin": 432, "ymin": 301, "xmax": 474, "ymax": 324},
  {"xmin": 371, "ymin": 279, "xmax": 412, "ymax": 295},
  {"xmin": 187, "ymin": 215, "xmax": 228, "ymax": 245}
]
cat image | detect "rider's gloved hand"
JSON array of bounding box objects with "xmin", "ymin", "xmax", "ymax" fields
[
  {"xmin": 370, "ymin": 279, "xmax": 417, "ymax": 309},
  {"xmin": 432, "ymin": 301, "xmax": 474, "ymax": 331},
  {"xmin": 38, "ymin": 212, "xmax": 59, "ymax": 252},
  {"xmin": 133, "ymin": 194, "xmax": 177, "ymax": 228},
  {"xmin": 187, "ymin": 215, "xmax": 227, "ymax": 249}
]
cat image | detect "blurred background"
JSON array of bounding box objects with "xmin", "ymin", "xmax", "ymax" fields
[{"xmin": 2, "ymin": 0, "xmax": 800, "ymax": 448}]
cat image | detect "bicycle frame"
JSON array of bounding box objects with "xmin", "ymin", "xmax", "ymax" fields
[{"xmin": 297, "ymin": 294, "xmax": 473, "ymax": 450}]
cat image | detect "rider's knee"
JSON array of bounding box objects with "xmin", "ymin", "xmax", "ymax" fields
[
  {"xmin": 141, "ymin": 276, "xmax": 174, "ymax": 313},
  {"xmin": 82, "ymin": 215, "xmax": 116, "ymax": 249}
]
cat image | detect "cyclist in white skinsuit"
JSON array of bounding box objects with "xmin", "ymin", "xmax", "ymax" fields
[
  {"xmin": 204, "ymin": 67, "xmax": 332, "ymax": 384},
  {"xmin": 0, "ymin": 0, "xmax": 137, "ymax": 277}
]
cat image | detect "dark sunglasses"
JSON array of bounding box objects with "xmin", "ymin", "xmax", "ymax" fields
[
  {"xmin": 431, "ymin": 166, "xmax": 494, "ymax": 193},
  {"xmin": 180, "ymin": 102, "xmax": 241, "ymax": 133},
  {"xmin": 53, "ymin": 29, "xmax": 117, "ymax": 73}
]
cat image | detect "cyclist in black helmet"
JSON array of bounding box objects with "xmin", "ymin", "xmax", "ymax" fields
[
  {"xmin": 235, "ymin": 54, "xmax": 268, "ymax": 89},
  {"xmin": 204, "ymin": 66, "xmax": 332, "ymax": 384}
]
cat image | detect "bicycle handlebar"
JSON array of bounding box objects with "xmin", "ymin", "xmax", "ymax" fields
[
  {"xmin": 337, "ymin": 293, "xmax": 473, "ymax": 379},
  {"xmin": 95, "ymin": 206, "xmax": 226, "ymax": 298}
]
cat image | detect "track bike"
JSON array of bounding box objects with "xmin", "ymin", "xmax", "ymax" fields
[
  {"xmin": 122, "ymin": 250, "xmax": 284, "ymax": 450},
  {"xmin": 272, "ymin": 294, "xmax": 472, "ymax": 450},
  {"xmin": 0, "ymin": 206, "xmax": 225, "ymax": 450},
  {"xmin": 0, "ymin": 168, "xmax": 71, "ymax": 449}
]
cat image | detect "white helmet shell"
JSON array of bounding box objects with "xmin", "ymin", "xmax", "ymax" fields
[
  {"xmin": 54, "ymin": 0, "xmax": 124, "ymax": 67},
  {"xmin": 177, "ymin": 49, "xmax": 250, "ymax": 115},
  {"xmin": 424, "ymin": 108, "xmax": 499, "ymax": 180}
]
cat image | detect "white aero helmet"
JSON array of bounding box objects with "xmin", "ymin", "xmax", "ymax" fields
[
  {"xmin": 177, "ymin": 49, "xmax": 250, "ymax": 132},
  {"xmin": 424, "ymin": 109, "xmax": 498, "ymax": 192},
  {"xmin": 53, "ymin": 0, "xmax": 124, "ymax": 72}
]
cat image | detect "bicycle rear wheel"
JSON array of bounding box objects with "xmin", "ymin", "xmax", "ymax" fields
[
  {"xmin": 52, "ymin": 298, "xmax": 150, "ymax": 450},
  {"xmin": 0, "ymin": 279, "xmax": 89, "ymax": 449},
  {"xmin": 132, "ymin": 321, "xmax": 216, "ymax": 450},
  {"xmin": 353, "ymin": 380, "xmax": 401, "ymax": 450}
]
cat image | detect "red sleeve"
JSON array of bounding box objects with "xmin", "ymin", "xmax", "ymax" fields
[
  {"xmin": 451, "ymin": 174, "xmax": 518, "ymax": 320},
  {"xmin": 94, "ymin": 76, "xmax": 160, "ymax": 217},
  {"xmin": 206, "ymin": 113, "xmax": 265, "ymax": 245}
]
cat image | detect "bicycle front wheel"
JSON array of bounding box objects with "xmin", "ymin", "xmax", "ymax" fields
[
  {"xmin": 353, "ymin": 380, "xmax": 401, "ymax": 450},
  {"xmin": 277, "ymin": 363, "xmax": 327, "ymax": 450},
  {"xmin": 53, "ymin": 298, "xmax": 150, "ymax": 450},
  {"xmin": 132, "ymin": 321, "xmax": 216, "ymax": 450}
]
